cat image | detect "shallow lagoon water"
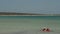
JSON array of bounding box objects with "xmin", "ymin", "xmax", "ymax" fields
[{"xmin": 0, "ymin": 16, "xmax": 60, "ymax": 34}]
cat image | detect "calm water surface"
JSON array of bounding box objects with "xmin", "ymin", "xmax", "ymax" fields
[{"xmin": 0, "ymin": 16, "xmax": 60, "ymax": 34}]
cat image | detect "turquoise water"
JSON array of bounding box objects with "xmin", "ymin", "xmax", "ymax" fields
[{"xmin": 0, "ymin": 16, "xmax": 60, "ymax": 33}]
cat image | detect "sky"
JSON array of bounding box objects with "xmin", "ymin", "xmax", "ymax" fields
[{"xmin": 0, "ymin": 0, "xmax": 60, "ymax": 14}]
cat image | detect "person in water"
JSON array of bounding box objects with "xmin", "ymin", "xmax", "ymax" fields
[{"xmin": 41, "ymin": 27, "xmax": 50, "ymax": 32}]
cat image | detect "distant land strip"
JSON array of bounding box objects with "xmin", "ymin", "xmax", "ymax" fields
[{"xmin": 0, "ymin": 12, "xmax": 60, "ymax": 16}]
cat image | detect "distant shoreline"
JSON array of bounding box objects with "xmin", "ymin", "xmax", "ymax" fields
[{"xmin": 0, "ymin": 12, "xmax": 60, "ymax": 16}]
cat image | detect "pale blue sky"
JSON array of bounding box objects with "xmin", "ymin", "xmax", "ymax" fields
[{"xmin": 0, "ymin": 0, "xmax": 60, "ymax": 14}]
